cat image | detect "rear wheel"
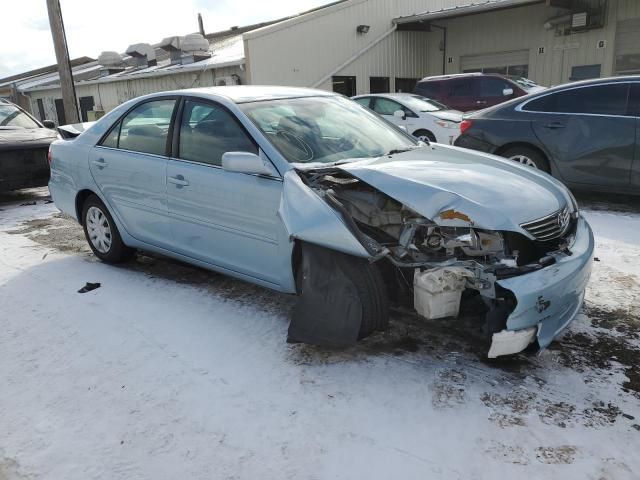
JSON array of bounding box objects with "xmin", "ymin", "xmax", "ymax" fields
[
  {"xmin": 501, "ymin": 146, "xmax": 550, "ymax": 173},
  {"xmin": 82, "ymin": 195, "xmax": 134, "ymax": 263},
  {"xmin": 414, "ymin": 129, "xmax": 436, "ymax": 143}
]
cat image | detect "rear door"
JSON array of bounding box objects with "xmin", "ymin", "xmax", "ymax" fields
[
  {"xmin": 444, "ymin": 78, "xmax": 477, "ymax": 111},
  {"xmin": 526, "ymin": 82, "xmax": 634, "ymax": 187},
  {"xmin": 166, "ymin": 98, "xmax": 286, "ymax": 286},
  {"xmin": 89, "ymin": 97, "xmax": 176, "ymax": 248}
]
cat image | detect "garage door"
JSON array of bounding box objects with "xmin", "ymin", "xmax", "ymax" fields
[
  {"xmin": 460, "ymin": 50, "xmax": 530, "ymax": 77},
  {"xmin": 614, "ymin": 18, "xmax": 640, "ymax": 75}
]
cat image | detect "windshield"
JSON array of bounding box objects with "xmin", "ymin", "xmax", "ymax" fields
[
  {"xmin": 403, "ymin": 95, "xmax": 448, "ymax": 112},
  {"xmin": 0, "ymin": 104, "xmax": 41, "ymax": 129},
  {"xmin": 240, "ymin": 95, "xmax": 418, "ymax": 164}
]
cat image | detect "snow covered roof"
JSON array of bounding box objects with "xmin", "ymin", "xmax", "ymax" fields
[{"xmin": 19, "ymin": 34, "xmax": 245, "ymax": 93}]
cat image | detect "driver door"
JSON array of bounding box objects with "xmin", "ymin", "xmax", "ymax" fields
[
  {"xmin": 166, "ymin": 98, "xmax": 288, "ymax": 287},
  {"xmin": 371, "ymin": 97, "xmax": 417, "ymax": 131}
]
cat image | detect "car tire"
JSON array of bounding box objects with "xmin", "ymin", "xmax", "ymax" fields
[
  {"xmin": 501, "ymin": 146, "xmax": 550, "ymax": 173},
  {"xmin": 414, "ymin": 129, "xmax": 436, "ymax": 143},
  {"xmin": 82, "ymin": 194, "xmax": 134, "ymax": 263},
  {"xmin": 295, "ymin": 246, "xmax": 389, "ymax": 339}
]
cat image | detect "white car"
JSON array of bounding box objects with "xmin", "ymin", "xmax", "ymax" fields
[{"xmin": 352, "ymin": 93, "xmax": 463, "ymax": 144}]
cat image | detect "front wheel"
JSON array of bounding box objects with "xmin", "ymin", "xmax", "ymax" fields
[{"xmin": 82, "ymin": 195, "xmax": 134, "ymax": 263}]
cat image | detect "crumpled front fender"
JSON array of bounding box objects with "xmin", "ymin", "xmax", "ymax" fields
[{"xmin": 278, "ymin": 170, "xmax": 369, "ymax": 258}]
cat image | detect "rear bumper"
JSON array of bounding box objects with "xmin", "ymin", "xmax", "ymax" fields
[{"xmin": 490, "ymin": 216, "xmax": 594, "ymax": 356}]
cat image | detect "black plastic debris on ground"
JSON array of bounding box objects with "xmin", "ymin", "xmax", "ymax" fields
[{"xmin": 78, "ymin": 282, "xmax": 101, "ymax": 293}]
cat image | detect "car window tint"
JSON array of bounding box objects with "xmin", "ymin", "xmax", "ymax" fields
[
  {"xmin": 101, "ymin": 122, "xmax": 120, "ymax": 148},
  {"xmin": 523, "ymin": 84, "xmax": 630, "ymax": 115},
  {"xmin": 179, "ymin": 100, "xmax": 257, "ymax": 166},
  {"xmin": 628, "ymin": 83, "xmax": 640, "ymax": 117},
  {"xmin": 117, "ymin": 99, "xmax": 175, "ymax": 155},
  {"xmin": 448, "ymin": 79, "xmax": 474, "ymax": 97},
  {"xmin": 354, "ymin": 97, "xmax": 372, "ymax": 108},
  {"xmin": 372, "ymin": 97, "xmax": 405, "ymax": 116},
  {"xmin": 415, "ymin": 81, "xmax": 439, "ymax": 98},
  {"xmin": 479, "ymin": 77, "xmax": 513, "ymax": 97}
]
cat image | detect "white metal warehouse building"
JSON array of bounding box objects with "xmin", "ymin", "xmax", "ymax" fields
[{"xmin": 2, "ymin": 0, "xmax": 640, "ymax": 122}]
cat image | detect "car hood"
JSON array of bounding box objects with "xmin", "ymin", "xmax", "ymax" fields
[
  {"xmin": 336, "ymin": 144, "xmax": 572, "ymax": 233},
  {"xmin": 0, "ymin": 127, "xmax": 58, "ymax": 151},
  {"xmin": 430, "ymin": 109, "xmax": 463, "ymax": 122}
]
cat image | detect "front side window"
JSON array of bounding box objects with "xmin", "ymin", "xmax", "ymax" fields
[
  {"xmin": 479, "ymin": 77, "xmax": 514, "ymax": 97},
  {"xmin": 354, "ymin": 97, "xmax": 372, "ymax": 109},
  {"xmin": 103, "ymin": 99, "xmax": 176, "ymax": 155},
  {"xmin": 0, "ymin": 103, "xmax": 40, "ymax": 129},
  {"xmin": 178, "ymin": 100, "xmax": 257, "ymax": 166},
  {"xmin": 523, "ymin": 84, "xmax": 630, "ymax": 116},
  {"xmin": 372, "ymin": 98, "xmax": 405, "ymax": 116},
  {"xmin": 240, "ymin": 95, "xmax": 417, "ymax": 164}
]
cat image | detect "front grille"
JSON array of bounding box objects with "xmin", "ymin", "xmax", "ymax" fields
[{"xmin": 520, "ymin": 207, "xmax": 571, "ymax": 241}]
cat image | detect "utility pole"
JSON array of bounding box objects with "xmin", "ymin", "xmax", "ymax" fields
[
  {"xmin": 46, "ymin": 0, "xmax": 79, "ymax": 124},
  {"xmin": 198, "ymin": 13, "xmax": 205, "ymax": 36}
]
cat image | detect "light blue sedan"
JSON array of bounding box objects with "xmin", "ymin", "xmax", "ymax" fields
[{"xmin": 48, "ymin": 86, "xmax": 594, "ymax": 357}]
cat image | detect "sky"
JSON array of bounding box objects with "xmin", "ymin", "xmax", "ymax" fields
[{"xmin": 0, "ymin": 0, "xmax": 329, "ymax": 79}]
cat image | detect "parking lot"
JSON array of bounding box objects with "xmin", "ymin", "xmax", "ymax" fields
[{"xmin": 0, "ymin": 186, "xmax": 638, "ymax": 479}]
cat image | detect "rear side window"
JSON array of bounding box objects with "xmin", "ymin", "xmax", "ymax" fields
[
  {"xmin": 523, "ymin": 84, "xmax": 630, "ymax": 116},
  {"xmin": 448, "ymin": 79, "xmax": 474, "ymax": 97},
  {"xmin": 178, "ymin": 100, "xmax": 257, "ymax": 167},
  {"xmin": 628, "ymin": 83, "xmax": 640, "ymax": 117},
  {"xmin": 101, "ymin": 99, "xmax": 176, "ymax": 155},
  {"xmin": 415, "ymin": 81, "xmax": 439, "ymax": 98}
]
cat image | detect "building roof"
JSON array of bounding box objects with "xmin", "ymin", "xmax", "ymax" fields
[
  {"xmin": 0, "ymin": 57, "xmax": 94, "ymax": 88},
  {"xmin": 18, "ymin": 33, "xmax": 245, "ymax": 93},
  {"xmin": 394, "ymin": 0, "xmax": 543, "ymax": 24}
]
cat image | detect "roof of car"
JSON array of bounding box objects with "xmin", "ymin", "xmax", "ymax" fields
[
  {"xmin": 179, "ymin": 85, "xmax": 337, "ymax": 103},
  {"xmin": 419, "ymin": 72, "xmax": 511, "ymax": 82},
  {"xmin": 353, "ymin": 93, "xmax": 420, "ymax": 100}
]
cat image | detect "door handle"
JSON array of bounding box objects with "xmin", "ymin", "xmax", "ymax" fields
[
  {"xmin": 476, "ymin": 100, "xmax": 487, "ymax": 105},
  {"xmin": 542, "ymin": 122, "xmax": 566, "ymax": 129},
  {"xmin": 168, "ymin": 175, "xmax": 189, "ymax": 187},
  {"xmin": 91, "ymin": 158, "xmax": 107, "ymax": 168}
]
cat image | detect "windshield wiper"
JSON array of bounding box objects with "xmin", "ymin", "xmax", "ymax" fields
[{"xmin": 385, "ymin": 147, "xmax": 419, "ymax": 156}]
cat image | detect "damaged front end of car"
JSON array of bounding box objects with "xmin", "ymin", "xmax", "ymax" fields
[{"xmin": 285, "ymin": 163, "xmax": 594, "ymax": 358}]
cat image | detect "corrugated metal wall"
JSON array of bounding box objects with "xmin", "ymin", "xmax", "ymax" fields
[{"xmin": 245, "ymin": 0, "xmax": 640, "ymax": 93}]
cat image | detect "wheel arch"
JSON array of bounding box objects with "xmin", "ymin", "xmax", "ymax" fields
[
  {"xmin": 75, "ymin": 189, "xmax": 98, "ymax": 224},
  {"xmin": 494, "ymin": 142, "xmax": 557, "ymax": 173},
  {"xmin": 412, "ymin": 128, "xmax": 436, "ymax": 142}
]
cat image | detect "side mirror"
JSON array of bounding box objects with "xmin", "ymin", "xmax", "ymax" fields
[
  {"xmin": 393, "ymin": 109, "xmax": 406, "ymax": 120},
  {"xmin": 222, "ymin": 151, "xmax": 277, "ymax": 176},
  {"xmin": 42, "ymin": 120, "xmax": 56, "ymax": 129},
  {"xmin": 502, "ymin": 88, "xmax": 514, "ymax": 97}
]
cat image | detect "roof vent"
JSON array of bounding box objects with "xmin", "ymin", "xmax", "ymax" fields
[
  {"xmin": 125, "ymin": 43, "xmax": 157, "ymax": 68},
  {"xmin": 97, "ymin": 51, "xmax": 125, "ymax": 75},
  {"xmin": 158, "ymin": 36, "xmax": 184, "ymax": 64},
  {"xmin": 180, "ymin": 33, "xmax": 211, "ymax": 64}
]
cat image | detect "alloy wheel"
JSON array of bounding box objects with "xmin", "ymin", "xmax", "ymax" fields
[{"xmin": 509, "ymin": 154, "xmax": 538, "ymax": 168}]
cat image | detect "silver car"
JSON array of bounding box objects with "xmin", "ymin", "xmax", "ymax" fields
[{"xmin": 48, "ymin": 86, "xmax": 594, "ymax": 358}]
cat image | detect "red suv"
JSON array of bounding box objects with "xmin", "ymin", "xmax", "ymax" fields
[{"xmin": 414, "ymin": 73, "xmax": 537, "ymax": 112}]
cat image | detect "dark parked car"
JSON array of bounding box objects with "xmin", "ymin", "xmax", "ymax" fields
[
  {"xmin": 454, "ymin": 76, "xmax": 640, "ymax": 194},
  {"xmin": 414, "ymin": 73, "xmax": 543, "ymax": 112},
  {"xmin": 0, "ymin": 100, "xmax": 58, "ymax": 192}
]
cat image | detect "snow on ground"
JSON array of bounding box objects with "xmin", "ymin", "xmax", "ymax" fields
[{"xmin": 1, "ymin": 188, "xmax": 639, "ymax": 480}]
